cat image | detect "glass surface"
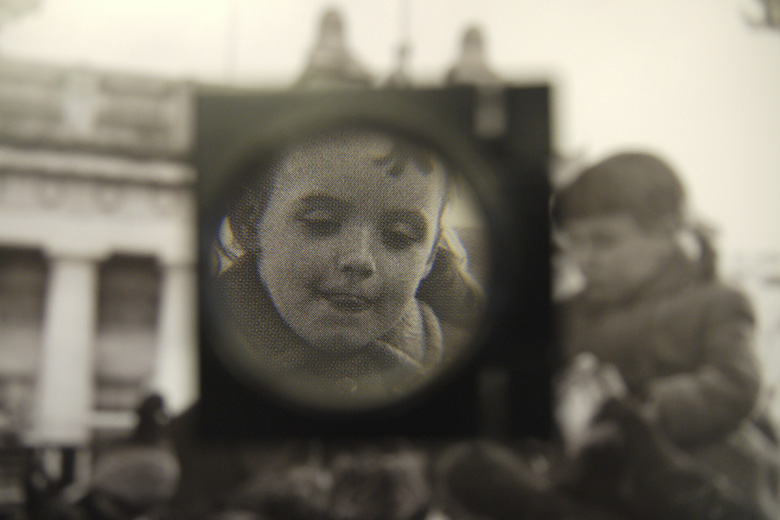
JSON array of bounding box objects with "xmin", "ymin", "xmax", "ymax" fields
[{"xmin": 206, "ymin": 125, "xmax": 492, "ymax": 410}]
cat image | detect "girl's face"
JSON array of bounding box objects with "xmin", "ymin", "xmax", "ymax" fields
[
  {"xmin": 255, "ymin": 132, "xmax": 447, "ymax": 351},
  {"xmin": 558, "ymin": 213, "xmax": 677, "ymax": 303}
]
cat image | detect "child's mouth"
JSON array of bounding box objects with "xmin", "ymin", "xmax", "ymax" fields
[{"xmin": 318, "ymin": 291, "xmax": 373, "ymax": 313}]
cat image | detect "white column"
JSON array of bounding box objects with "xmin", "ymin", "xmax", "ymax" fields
[
  {"xmin": 150, "ymin": 262, "xmax": 198, "ymax": 414},
  {"xmin": 26, "ymin": 256, "xmax": 98, "ymax": 446}
]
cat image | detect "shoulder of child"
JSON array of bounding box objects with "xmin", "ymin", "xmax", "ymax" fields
[{"xmin": 688, "ymin": 280, "xmax": 755, "ymax": 325}]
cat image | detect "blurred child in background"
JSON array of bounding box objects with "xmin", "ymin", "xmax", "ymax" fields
[{"xmin": 551, "ymin": 151, "xmax": 778, "ymax": 518}]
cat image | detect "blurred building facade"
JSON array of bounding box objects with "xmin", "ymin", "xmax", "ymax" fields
[{"xmin": 0, "ymin": 59, "xmax": 197, "ymax": 451}]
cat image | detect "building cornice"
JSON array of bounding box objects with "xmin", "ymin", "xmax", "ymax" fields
[{"xmin": 0, "ymin": 147, "xmax": 194, "ymax": 186}]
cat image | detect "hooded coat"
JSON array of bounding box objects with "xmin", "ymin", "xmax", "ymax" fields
[{"xmin": 558, "ymin": 249, "xmax": 779, "ymax": 515}]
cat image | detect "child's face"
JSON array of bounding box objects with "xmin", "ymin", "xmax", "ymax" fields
[
  {"xmin": 559, "ymin": 214, "xmax": 677, "ymax": 303},
  {"xmin": 255, "ymin": 132, "xmax": 447, "ymax": 351}
]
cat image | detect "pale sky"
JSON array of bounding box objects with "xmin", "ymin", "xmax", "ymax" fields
[{"xmin": 2, "ymin": 0, "xmax": 779, "ymax": 254}]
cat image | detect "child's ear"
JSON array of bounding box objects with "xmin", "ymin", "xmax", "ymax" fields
[
  {"xmin": 419, "ymin": 229, "xmax": 445, "ymax": 280},
  {"xmin": 422, "ymin": 245, "xmax": 438, "ymax": 280},
  {"xmin": 229, "ymin": 202, "xmax": 263, "ymax": 255},
  {"xmin": 229, "ymin": 219, "xmax": 250, "ymax": 254}
]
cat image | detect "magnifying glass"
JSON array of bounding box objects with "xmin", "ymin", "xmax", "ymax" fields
[{"xmin": 197, "ymin": 88, "xmax": 551, "ymax": 438}]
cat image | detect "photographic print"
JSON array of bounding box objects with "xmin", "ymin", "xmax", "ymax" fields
[{"xmin": 0, "ymin": 1, "xmax": 778, "ymax": 519}]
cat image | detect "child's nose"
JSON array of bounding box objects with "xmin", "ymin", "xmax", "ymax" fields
[{"xmin": 336, "ymin": 226, "xmax": 376, "ymax": 279}]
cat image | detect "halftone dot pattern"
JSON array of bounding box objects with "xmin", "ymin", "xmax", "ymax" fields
[{"xmin": 208, "ymin": 127, "xmax": 490, "ymax": 411}]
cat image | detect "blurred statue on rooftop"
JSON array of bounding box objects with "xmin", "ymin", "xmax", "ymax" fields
[
  {"xmin": 445, "ymin": 25, "xmax": 502, "ymax": 87},
  {"xmin": 295, "ymin": 8, "xmax": 374, "ymax": 89},
  {"xmin": 746, "ymin": 0, "xmax": 780, "ymax": 30}
]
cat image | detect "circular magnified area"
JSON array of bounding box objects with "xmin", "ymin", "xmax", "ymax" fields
[{"xmin": 205, "ymin": 124, "xmax": 493, "ymax": 411}]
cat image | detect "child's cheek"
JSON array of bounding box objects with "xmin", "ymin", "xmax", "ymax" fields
[
  {"xmin": 295, "ymin": 238, "xmax": 337, "ymax": 280},
  {"xmin": 379, "ymin": 248, "xmax": 433, "ymax": 299}
]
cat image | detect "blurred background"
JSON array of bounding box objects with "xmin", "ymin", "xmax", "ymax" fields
[{"xmin": 0, "ymin": 0, "xmax": 778, "ymax": 514}]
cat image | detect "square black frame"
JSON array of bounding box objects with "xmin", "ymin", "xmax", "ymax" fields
[{"xmin": 196, "ymin": 87, "xmax": 552, "ymax": 439}]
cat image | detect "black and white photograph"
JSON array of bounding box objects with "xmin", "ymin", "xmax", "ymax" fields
[
  {"xmin": 205, "ymin": 123, "xmax": 491, "ymax": 409},
  {"xmin": 1, "ymin": 0, "xmax": 780, "ymax": 519},
  {"xmin": 195, "ymin": 86, "xmax": 550, "ymax": 435}
]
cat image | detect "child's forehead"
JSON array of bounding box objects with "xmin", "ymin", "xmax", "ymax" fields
[
  {"xmin": 562, "ymin": 213, "xmax": 653, "ymax": 236},
  {"xmin": 277, "ymin": 129, "xmax": 448, "ymax": 179},
  {"xmin": 265, "ymin": 129, "xmax": 449, "ymax": 214},
  {"xmin": 273, "ymin": 131, "xmax": 450, "ymax": 193}
]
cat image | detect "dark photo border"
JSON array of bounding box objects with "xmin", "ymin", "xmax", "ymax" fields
[{"xmin": 196, "ymin": 87, "xmax": 552, "ymax": 439}]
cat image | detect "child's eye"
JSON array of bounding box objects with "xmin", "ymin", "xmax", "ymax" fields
[
  {"xmin": 382, "ymin": 220, "xmax": 424, "ymax": 250},
  {"xmin": 297, "ymin": 210, "xmax": 341, "ymax": 237},
  {"xmin": 303, "ymin": 218, "xmax": 340, "ymax": 236}
]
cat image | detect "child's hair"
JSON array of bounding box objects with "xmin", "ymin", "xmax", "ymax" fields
[
  {"xmin": 227, "ymin": 126, "xmax": 453, "ymax": 254},
  {"xmin": 551, "ymin": 152, "xmax": 686, "ymax": 231}
]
